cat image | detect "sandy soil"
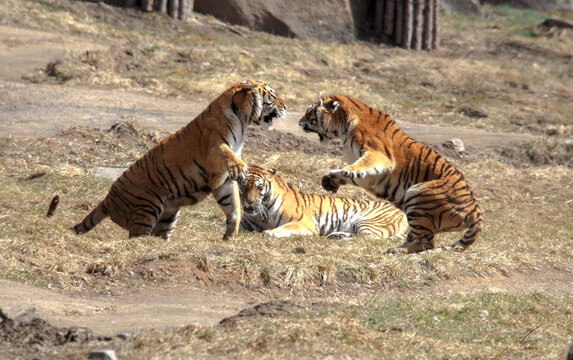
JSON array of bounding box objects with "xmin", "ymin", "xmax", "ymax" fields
[{"xmin": 0, "ymin": 23, "xmax": 558, "ymax": 342}]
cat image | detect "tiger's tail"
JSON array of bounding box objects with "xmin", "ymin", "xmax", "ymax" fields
[
  {"xmin": 73, "ymin": 202, "xmax": 108, "ymax": 235},
  {"xmin": 453, "ymin": 205, "xmax": 483, "ymax": 250}
]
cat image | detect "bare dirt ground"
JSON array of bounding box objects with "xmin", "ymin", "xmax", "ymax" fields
[{"xmin": 0, "ymin": 19, "xmax": 570, "ymax": 354}]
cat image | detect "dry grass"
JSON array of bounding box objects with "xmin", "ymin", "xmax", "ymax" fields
[
  {"xmin": 1, "ymin": 129, "xmax": 571, "ymax": 296},
  {"xmin": 0, "ymin": 0, "xmax": 572, "ymax": 358}
]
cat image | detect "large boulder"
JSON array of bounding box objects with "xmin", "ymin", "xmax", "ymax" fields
[
  {"xmin": 193, "ymin": 0, "xmax": 355, "ymax": 42},
  {"xmin": 483, "ymin": 0, "xmax": 573, "ymax": 12}
]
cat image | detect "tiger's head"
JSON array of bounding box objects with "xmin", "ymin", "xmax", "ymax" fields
[
  {"xmin": 238, "ymin": 164, "xmax": 276, "ymax": 220},
  {"xmin": 231, "ymin": 80, "xmax": 287, "ymax": 130},
  {"xmin": 298, "ymin": 96, "xmax": 343, "ymax": 146}
]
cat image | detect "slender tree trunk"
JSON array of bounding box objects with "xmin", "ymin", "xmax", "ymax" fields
[
  {"xmin": 422, "ymin": 0, "xmax": 433, "ymax": 50},
  {"xmin": 432, "ymin": 0, "xmax": 440, "ymax": 49},
  {"xmin": 157, "ymin": 0, "xmax": 167, "ymax": 13},
  {"xmin": 402, "ymin": 0, "xmax": 413, "ymax": 49},
  {"xmin": 412, "ymin": 0, "xmax": 423, "ymax": 50},
  {"xmin": 178, "ymin": 0, "xmax": 188, "ymax": 20},
  {"xmin": 394, "ymin": 0, "xmax": 404, "ymax": 46},
  {"xmin": 168, "ymin": 0, "xmax": 179, "ymax": 19},
  {"xmin": 141, "ymin": 0, "xmax": 154, "ymax": 12},
  {"xmin": 383, "ymin": 0, "xmax": 395, "ymax": 43},
  {"xmin": 374, "ymin": 0, "xmax": 385, "ymax": 37}
]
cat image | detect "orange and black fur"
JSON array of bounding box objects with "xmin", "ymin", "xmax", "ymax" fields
[
  {"xmin": 73, "ymin": 80, "xmax": 286, "ymax": 241},
  {"xmin": 239, "ymin": 164, "xmax": 408, "ymax": 240},
  {"xmin": 299, "ymin": 95, "xmax": 483, "ymax": 253}
]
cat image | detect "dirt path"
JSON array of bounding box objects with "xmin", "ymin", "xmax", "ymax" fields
[
  {"xmin": 0, "ymin": 279, "xmax": 249, "ymax": 336},
  {"xmin": 0, "ymin": 79, "xmax": 532, "ymax": 149},
  {"xmin": 2, "ymin": 270, "xmax": 571, "ymax": 337}
]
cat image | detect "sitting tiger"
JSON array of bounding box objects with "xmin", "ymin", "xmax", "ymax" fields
[
  {"xmin": 73, "ymin": 80, "xmax": 286, "ymax": 241},
  {"xmin": 239, "ymin": 164, "xmax": 408, "ymax": 240},
  {"xmin": 299, "ymin": 95, "xmax": 483, "ymax": 253}
]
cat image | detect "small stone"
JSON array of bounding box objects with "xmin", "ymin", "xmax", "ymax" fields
[
  {"xmin": 116, "ymin": 332, "xmax": 130, "ymax": 340},
  {"xmin": 458, "ymin": 105, "xmax": 488, "ymax": 118},
  {"xmin": 444, "ymin": 138, "xmax": 465, "ymax": 153},
  {"xmin": 91, "ymin": 167, "xmax": 125, "ymax": 181},
  {"xmin": 88, "ymin": 350, "xmax": 117, "ymax": 360},
  {"xmin": 567, "ymin": 343, "xmax": 573, "ymax": 360}
]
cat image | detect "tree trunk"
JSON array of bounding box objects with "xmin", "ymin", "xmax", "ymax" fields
[
  {"xmin": 394, "ymin": 0, "xmax": 404, "ymax": 46},
  {"xmin": 156, "ymin": 0, "xmax": 167, "ymax": 13},
  {"xmin": 141, "ymin": 0, "xmax": 154, "ymax": 12},
  {"xmin": 432, "ymin": 0, "xmax": 440, "ymax": 49},
  {"xmin": 383, "ymin": 0, "xmax": 395, "ymax": 43},
  {"xmin": 374, "ymin": 0, "xmax": 385, "ymax": 37},
  {"xmin": 168, "ymin": 0, "xmax": 179, "ymax": 19},
  {"xmin": 178, "ymin": 0, "xmax": 189, "ymax": 20},
  {"xmin": 422, "ymin": 0, "xmax": 433, "ymax": 50},
  {"xmin": 412, "ymin": 0, "xmax": 423, "ymax": 50},
  {"xmin": 402, "ymin": 0, "xmax": 413, "ymax": 49}
]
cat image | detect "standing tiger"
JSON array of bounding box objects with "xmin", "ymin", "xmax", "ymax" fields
[
  {"xmin": 73, "ymin": 80, "xmax": 286, "ymax": 241},
  {"xmin": 299, "ymin": 95, "xmax": 483, "ymax": 253},
  {"xmin": 239, "ymin": 164, "xmax": 409, "ymax": 240}
]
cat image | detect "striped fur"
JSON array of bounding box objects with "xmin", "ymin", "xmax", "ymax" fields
[
  {"xmin": 73, "ymin": 80, "xmax": 286, "ymax": 241},
  {"xmin": 299, "ymin": 95, "xmax": 483, "ymax": 253},
  {"xmin": 239, "ymin": 164, "xmax": 408, "ymax": 240}
]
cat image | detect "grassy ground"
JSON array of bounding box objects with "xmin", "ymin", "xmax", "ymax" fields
[{"xmin": 0, "ymin": 0, "xmax": 572, "ymax": 358}]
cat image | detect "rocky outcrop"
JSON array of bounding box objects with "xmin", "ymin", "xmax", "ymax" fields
[
  {"xmin": 193, "ymin": 0, "xmax": 355, "ymax": 42},
  {"xmin": 483, "ymin": 0, "xmax": 573, "ymax": 12}
]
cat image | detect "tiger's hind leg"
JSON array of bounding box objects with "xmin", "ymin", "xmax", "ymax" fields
[
  {"xmin": 127, "ymin": 209, "xmax": 159, "ymax": 238},
  {"xmin": 386, "ymin": 180, "xmax": 444, "ymax": 254},
  {"xmin": 213, "ymin": 178, "xmax": 241, "ymax": 241},
  {"xmin": 449, "ymin": 204, "xmax": 483, "ymax": 251},
  {"xmin": 151, "ymin": 208, "xmax": 180, "ymax": 240}
]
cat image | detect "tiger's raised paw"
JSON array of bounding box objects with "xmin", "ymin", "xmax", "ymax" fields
[
  {"xmin": 228, "ymin": 160, "xmax": 248, "ymax": 182},
  {"xmin": 321, "ymin": 171, "xmax": 347, "ymax": 193}
]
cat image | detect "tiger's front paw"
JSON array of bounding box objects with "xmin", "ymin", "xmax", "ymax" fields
[
  {"xmin": 321, "ymin": 170, "xmax": 346, "ymax": 193},
  {"xmin": 228, "ymin": 160, "xmax": 247, "ymax": 181}
]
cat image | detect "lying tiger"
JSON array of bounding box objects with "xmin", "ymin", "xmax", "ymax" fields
[
  {"xmin": 299, "ymin": 95, "xmax": 483, "ymax": 253},
  {"xmin": 73, "ymin": 80, "xmax": 286, "ymax": 241},
  {"xmin": 239, "ymin": 164, "xmax": 408, "ymax": 240}
]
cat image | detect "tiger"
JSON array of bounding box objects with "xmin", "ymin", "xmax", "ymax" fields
[
  {"xmin": 73, "ymin": 80, "xmax": 286, "ymax": 241},
  {"xmin": 238, "ymin": 164, "xmax": 409, "ymax": 240},
  {"xmin": 299, "ymin": 95, "xmax": 483, "ymax": 253}
]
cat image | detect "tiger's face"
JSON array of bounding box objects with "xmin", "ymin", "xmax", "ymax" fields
[
  {"xmin": 240, "ymin": 80, "xmax": 287, "ymax": 130},
  {"xmin": 238, "ymin": 165, "xmax": 275, "ymax": 216},
  {"xmin": 299, "ymin": 97, "xmax": 341, "ymax": 146}
]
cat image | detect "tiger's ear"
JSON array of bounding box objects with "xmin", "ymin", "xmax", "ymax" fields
[
  {"xmin": 324, "ymin": 99, "xmax": 340, "ymax": 113},
  {"xmin": 268, "ymin": 168, "xmax": 277, "ymax": 175}
]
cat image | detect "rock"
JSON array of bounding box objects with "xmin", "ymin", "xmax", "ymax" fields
[
  {"xmin": 444, "ymin": 138, "xmax": 465, "ymax": 154},
  {"xmin": 539, "ymin": 17, "xmax": 573, "ymax": 29},
  {"xmin": 116, "ymin": 332, "xmax": 130, "ymax": 340},
  {"xmin": 194, "ymin": 0, "xmax": 355, "ymax": 42},
  {"xmin": 458, "ymin": 106, "xmax": 488, "ymax": 119},
  {"xmin": 441, "ymin": 0, "xmax": 482, "ymax": 15},
  {"xmin": 567, "ymin": 343, "xmax": 573, "ymax": 360},
  {"xmin": 483, "ymin": 0, "xmax": 573, "ymax": 12},
  {"xmin": 88, "ymin": 350, "xmax": 117, "ymax": 360},
  {"xmin": 91, "ymin": 167, "xmax": 125, "ymax": 181}
]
